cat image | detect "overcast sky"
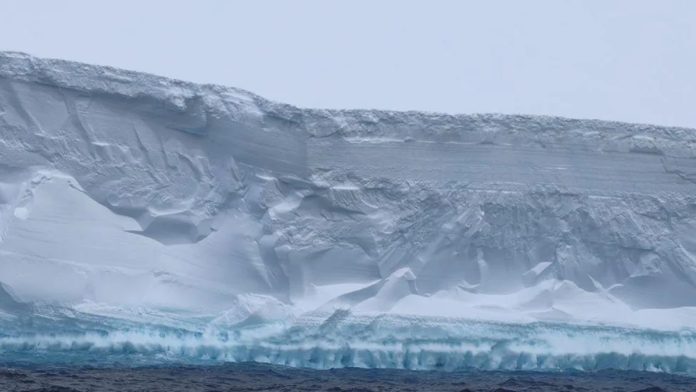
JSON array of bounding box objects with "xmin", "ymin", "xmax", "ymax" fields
[{"xmin": 1, "ymin": 0, "xmax": 695, "ymax": 128}]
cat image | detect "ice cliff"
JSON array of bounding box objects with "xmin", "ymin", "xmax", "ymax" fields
[{"xmin": 1, "ymin": 51, "xmax": 696, "ymax": 371}]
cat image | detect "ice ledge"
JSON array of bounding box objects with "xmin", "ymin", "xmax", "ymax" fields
[
  {"xmin": 1, "ymin": 51, "xmax": 695, "ymax": 142},
  {"xmin": 0, "ymin": 51, "xmax": 263, "ymax": 113}
]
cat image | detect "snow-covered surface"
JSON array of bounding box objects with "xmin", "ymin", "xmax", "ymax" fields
[{"xmin": 1, "ymin": 51, "xmax": 696, "ymax": 371}]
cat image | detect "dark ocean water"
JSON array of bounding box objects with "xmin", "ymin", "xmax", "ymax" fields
[{"xmin": 1, "ymin": 362, "xmax": 695, "ymax": 392}]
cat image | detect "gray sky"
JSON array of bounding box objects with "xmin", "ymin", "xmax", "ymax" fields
[{"xmin": 1, "ymin": 0, "xmax": 695, "ymax": 128}]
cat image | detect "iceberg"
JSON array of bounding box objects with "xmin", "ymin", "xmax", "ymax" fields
[{"xmin": 1, "ymin": 51, "xmax": 696, "ymax": 372}]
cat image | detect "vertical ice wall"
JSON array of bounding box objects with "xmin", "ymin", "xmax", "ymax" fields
[{"xmin": 1, "ymin": 52, "xmax": 696, "ymax": 326}]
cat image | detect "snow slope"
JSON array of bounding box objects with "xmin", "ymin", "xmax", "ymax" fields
[{"xmin": 1, "ymin": 51, "xmax": 696, "ymax": 371}]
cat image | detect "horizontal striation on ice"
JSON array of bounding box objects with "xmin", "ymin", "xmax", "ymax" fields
[
  {"xmin": 1, "ymin": 51, "xmax": 696, "ymax": 371},
  {"xmin": 1, "ymin": 310, "xmax": 696, "ymax": 374}
]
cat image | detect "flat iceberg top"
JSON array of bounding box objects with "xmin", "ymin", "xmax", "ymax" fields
[{"xmin": 1, "ymin": 52, "xmax": 696, "ymax": 372}]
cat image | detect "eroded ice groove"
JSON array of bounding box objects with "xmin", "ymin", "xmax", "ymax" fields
[
  {"xmin": 2, "ymin": 51, "xmax": 696, "ymax": 371},
  {"xmin": 1, "ymin": 311, "xmax": 696, "ymax": 374}
]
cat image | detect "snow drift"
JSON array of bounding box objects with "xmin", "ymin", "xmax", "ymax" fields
[{"xmin": 1, "ymin": 52, "xmax": 696, "ymax": 372}]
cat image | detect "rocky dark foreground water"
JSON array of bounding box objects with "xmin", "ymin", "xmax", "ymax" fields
[{"xmin": 0, "ymin": 363, "xmax": 695, "ymax": 392}]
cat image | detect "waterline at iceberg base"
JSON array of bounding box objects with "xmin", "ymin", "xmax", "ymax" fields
[
  {"xmin": 1, "ymin": 52, "xmax": 696, "ymax": 375},
  {"xmin": 2, "ymin": 310, "xmax": 696, "ymax": 373}
]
